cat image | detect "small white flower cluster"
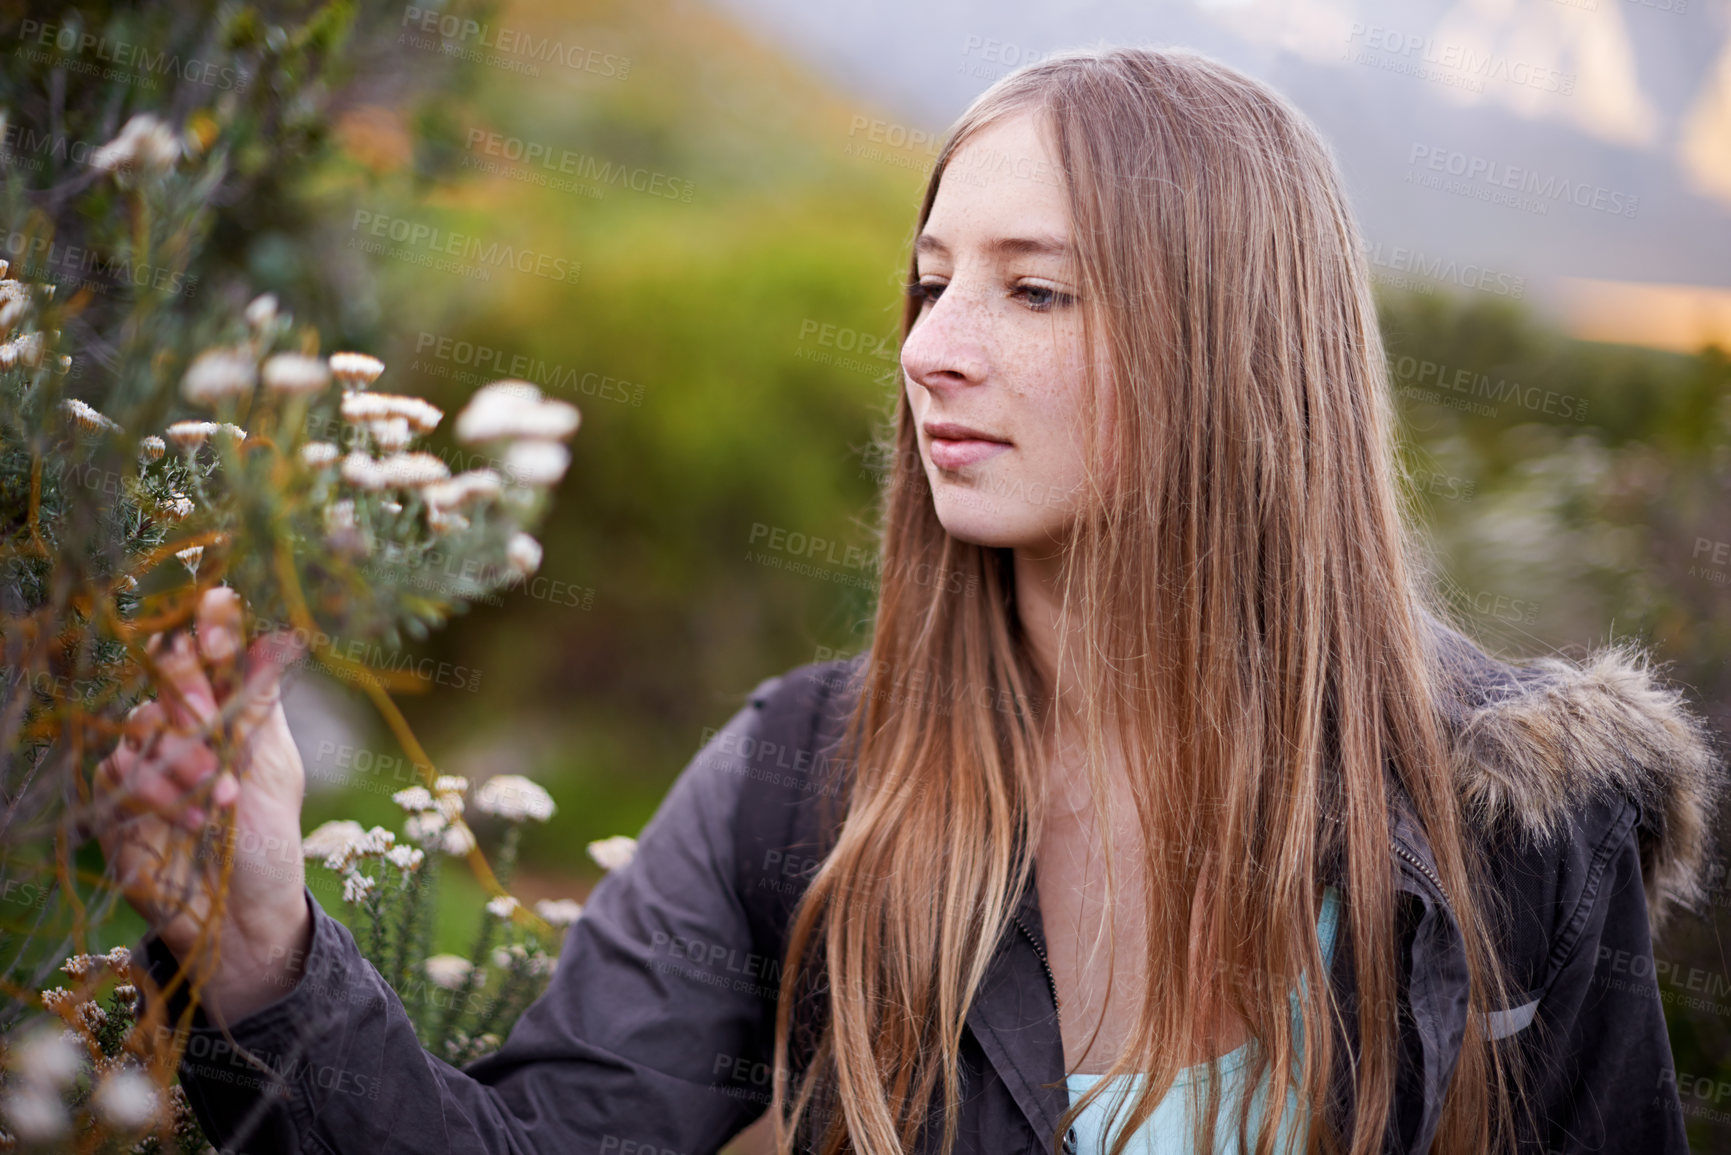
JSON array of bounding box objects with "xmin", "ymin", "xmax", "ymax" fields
[
  {"xmin": 59, "ymin": 397, "xmax": 121, "ymax": 435},
  {"xmin": 261, "ymin": 352, "xmax": 330, "ymax": 396},
  {"xmin": 57, "ymin": 946, "xmax": 132, "ymax": 979},
  {"xmin": 302, "ymin": 820, "xmax": 408, "ymax": 908},
  {"xmin": 340, "ymin": 450, "xmax": 451, "ymax": 491},
  {"xmin": 587, "ymin": 835, "xmax": 638, "ymax": 872},
  {"xmin": 339, "ymin": 389, "xmax": 444, "ymax": 456},
  {"xmin": 473, "ymin": 774, "xmax": 556, "ymax": 824},
  {"xmin": 0, "ymin": 265, "xmax": 65, "ymax": 373},
  {"xmin": 0, "ymin": 1024, "xmax": 81, "ymax": 1142},
  {"xmin": 534, "ymin": 898, "xmax": 583, "ymax": 927},
  {"xmin": 423, "ymin": 954, "xmax": 473, "ymax": 991},
  {"xmin": 454, "ymin": 380, "xmax": 580, "ymax": 489},
  {"xmin": 180, "ymin": 348, "xmax": 257, "ymax": 405},
  {"xmin": 330, "ymin": 351, "xmax": 386, "ymax": 389},
  {"xmin": 393, "ymin": 776, "xmax": 477, "ymax": 856},
  {"xmin": 163, "ymin": 419, "xmax": 246, "ymax": 453},
  {"xmin": 490, "ymin": 942, "xmax": 555, "ymax": 977},
  {"xmin": 422, "ymin": 468, "xmax": 505, "ymax": 535},
  {"xmin": 0, "ymin": 329, "xmax": 45, "ymax": 370},
  {"xmin": 91, "ymin": 113, "xmax": 180, "ymax": 181}
]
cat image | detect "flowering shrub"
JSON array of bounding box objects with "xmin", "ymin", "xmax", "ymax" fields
[
  {"xmin": 0, "ymin": 0, "xmax": 624, "ymax": 1146},
  {"xmin": 0, "ymin": 950, "xmax": 209, "ymax": 1152},
  {"xmin": 301, "ymin": 777, "xmax": 636, "ymax": 1065}
]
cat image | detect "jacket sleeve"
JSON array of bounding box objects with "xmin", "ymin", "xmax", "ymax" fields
[
  {"xmin": 142, "ymin": 671, "xmax": 802, "ymax": 1155},
  {"xmin": 1512, "ymin": 795, "xmax": 1691, "ymax": 1154}
]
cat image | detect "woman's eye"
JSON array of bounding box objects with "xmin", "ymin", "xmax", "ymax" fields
[
  {"xmin": 1013, "ymin": 283, "xmax": 1075, "ymax": 311},
  {"xmin": 907, "ymin": 279, "xmax": 946, "ymax": 306}
]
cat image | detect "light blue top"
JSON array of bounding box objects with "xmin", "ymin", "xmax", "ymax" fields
[{"xmin": 1063, "ymin": 885, "xmax": 1342, "ymax": 1155}]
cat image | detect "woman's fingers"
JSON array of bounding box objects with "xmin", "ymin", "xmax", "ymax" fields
[
  {"xmin": 195, "ymin": 586, "xmax": 244, "ymax": 678},
  {"xmin": 234, "ymin": 631, "xmax": 303, "ymax": 735},
  {"xmin": 122, "ymin": 700, "xmax": 166, "ymax": 751},
  {"xmin": 154, "ymin": 629, "xmax": 219, "ymax": 732}
]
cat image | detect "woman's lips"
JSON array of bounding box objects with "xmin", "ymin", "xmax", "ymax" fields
[{"xmin": 928, "ymin": 436, "xmax": 1011, "ymax": 470}]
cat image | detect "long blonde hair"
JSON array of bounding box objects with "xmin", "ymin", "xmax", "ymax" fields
[{"xmin": 770, "ymin": 47, "xmax": 1523, "ymax": 1155}]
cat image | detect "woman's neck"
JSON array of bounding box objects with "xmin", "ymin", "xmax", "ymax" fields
[{"xmin": 1012, "ymin": 545, "xmax": 1080, "ymax": 729}]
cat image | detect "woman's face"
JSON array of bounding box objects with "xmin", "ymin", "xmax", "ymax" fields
[{"xmin": 901, "ymin": 108, "xmax": 1100, "ymax": 552}]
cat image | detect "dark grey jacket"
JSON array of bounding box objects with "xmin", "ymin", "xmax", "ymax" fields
[{"xmin": 146, "ymin": 621, "xmax": 1725, "ymax": 1154}]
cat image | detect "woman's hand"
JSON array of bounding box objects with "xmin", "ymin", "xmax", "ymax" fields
[{"xmin": 93, "ymin": 586, "xmax": 313, "ymax": 1025}]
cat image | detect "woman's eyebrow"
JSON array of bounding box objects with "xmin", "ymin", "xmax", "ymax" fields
[{"xmin": 914, "ymin": 232, "xmax": 1073, "ymax": 259}]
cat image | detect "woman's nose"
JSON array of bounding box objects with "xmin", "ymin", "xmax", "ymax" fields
[{"xmin": 900, "ymin": 286, "xmax": 988, "ymax": 392}]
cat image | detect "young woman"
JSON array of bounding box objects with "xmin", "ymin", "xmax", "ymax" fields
[{"xmin": 97, "ymin": 47, "xmax": 1722, "ymax": 1155}]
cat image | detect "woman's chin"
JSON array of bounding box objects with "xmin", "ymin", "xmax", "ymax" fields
[{"xmin": 932, "ymin": 494, "xmax": 1054, "ymax": 551}]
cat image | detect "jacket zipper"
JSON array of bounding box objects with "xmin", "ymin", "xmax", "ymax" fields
[
  {"xmin": 1390, "ymin": 836, "xmax": 1453, "ymax": 910},
  {"xmin": 1013, "ymin": 909, "xmax": 1077, "ymax": 1153},
  {"xmin": 1012, "ymin": 910, "xmax": 1061, "ymax": 1023}
]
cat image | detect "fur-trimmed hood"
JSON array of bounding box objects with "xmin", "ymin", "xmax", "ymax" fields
[{"xmin": 1426, "ymin": 616, "xmax": 1727, "ymax": 940}]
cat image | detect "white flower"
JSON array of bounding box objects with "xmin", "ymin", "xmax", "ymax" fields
[
  {"xmin": 176, "ymin": 545, "xmax": 203, "ymax": 577},
  {"xmin": 385, "ymin": 844, "xmax": 425, "ymax": 875},
  {"xmin": 139, "ymin": 434, "xmax": 166, "ymax": 460},
  {"xmin": 1, "ymin": 1084, "xmax": 69, "ymax": 1142},
  {"xmin": 392, "ymin": 786, "xmax": 435, "ymax": 813},
  {"xmin": 300, "ymin": 441, "xmax": 340, "ymax": 468},
  {"xmin": 59, "ymin": 953, "xmax": 99, "ymax": 978},
  {"xmin": 329, "ymin": 351, "xmax": 385, "ymax": 389},
  {"xmin": 434, "ymin": 775, "xmax": 469, "ymax": 796},
  {"xmin": 342, "ymin": 871, "xmax": 375, "ymax": 904},
  {"xmin": 60, "ymin": 397, "xmax": 120, "ymax": 434},
  {"xmin": 6, "ymin": 1023, "xmax": 81, "ymax": 1088},
  {"xmin": 454, "ymin": 381, "xmax": 580, "ymax": 444},
  {"xmin": 381, "ymin": 498, "xmax": 403, "ymax": 515},
  {"xmin": 534, "ymin": 898, "xmax": 583, "ymax": 927},
  {"xmin": 164, "ymin": 419, "xmax": 245, "ymax": 452},
  {"xmin": 485, "ymin": 894, "xmax": 520, "ymax": 919},
  {"xmin": 439, "ymin": 821, "xmax": 476, "ymax": 857},
  {"xmin": 381, "ymin": 452, "xmax": 450, "ymax": 487},
  {"xmin": 370, "ymin": 416, "xmax": 413, "ymax": 453},
  {"xmin": 324, "ymin": 498, "xmax": 358, "ymax": 532},
  {"xmin": 92, "ymin": 114, "xmax": 179, "ymax": 179},
  {"xmin": 506, "ymin": 533, "xmax": 542, "ymax": 579},
  {"xmin": 261, "ymin": 352, "xmax": 330, "ymax": 396},
  {"xmin": 587, "ymin": 835, "xmax": 637, "ymax": 872},
  {"xmin": 356, "ymin": 826, "xmax": 396, "ymax": 855},
  {"xmin": 181, "ymin": 348, "xmax": 257, "ymax": 405},
  {"xmin": 38, "ymin": 987, "xmax": 77, "ymax": 1012},
  {"xmin": 0, "ymin": 280, "xmax": 29, "ymax": 336},
  {"xmin": 423, "ymin": 469, "xmax": 503, "ymax": 511},
  {"xmin": 342, "ymin": 451, "xmax": 450, "ymax": 490},
  {"xmin": 423, "ymin": 954, "xmax": 472, "ymax": 990},
  {"xmin": 244, "ymin": 293, "xmax": 277, "ymax": 330},
  {"xmin": 161, "ymin": 492, "xmax": 194, "ymax": 521},
  {"xmin": 302, "ymin": 819, "xmax": 366, "ymax": 861},
  {"xmin": 340, "ymin": 452, "xmax": 384, "ymax": 490},
  {"xmin": 339, "ymin": 391, "xmax": 442, "ymax": 433},
  {"xmin": 103, "ymin": 945, "xmax": 132, "ymax": 971},
  {"xmin": 503, "ymin": 440, "xmax": 570, "ymax": 487},
  {"xmin": 427, "ymin": 506, "xmax": 470, "ymax": 535},
  {"xmin": 404, "ymin": 811, "xmax": 448, "ymax": 843},
  {"xmin": 473, "ymin": 775, "xmax": 555, "ymax": 823},
  {"xmin": 0, "ymin": 331, "xmax": 45, "ymax": 369},
  {"xmin": 93, "ymin": 1067, "xmax": 160, "ymax": 1130}
]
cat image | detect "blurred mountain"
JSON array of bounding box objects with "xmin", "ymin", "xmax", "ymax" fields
[{"xmin": 709, "ymin": 0, "xmax": 1731, "ymax": 348}]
